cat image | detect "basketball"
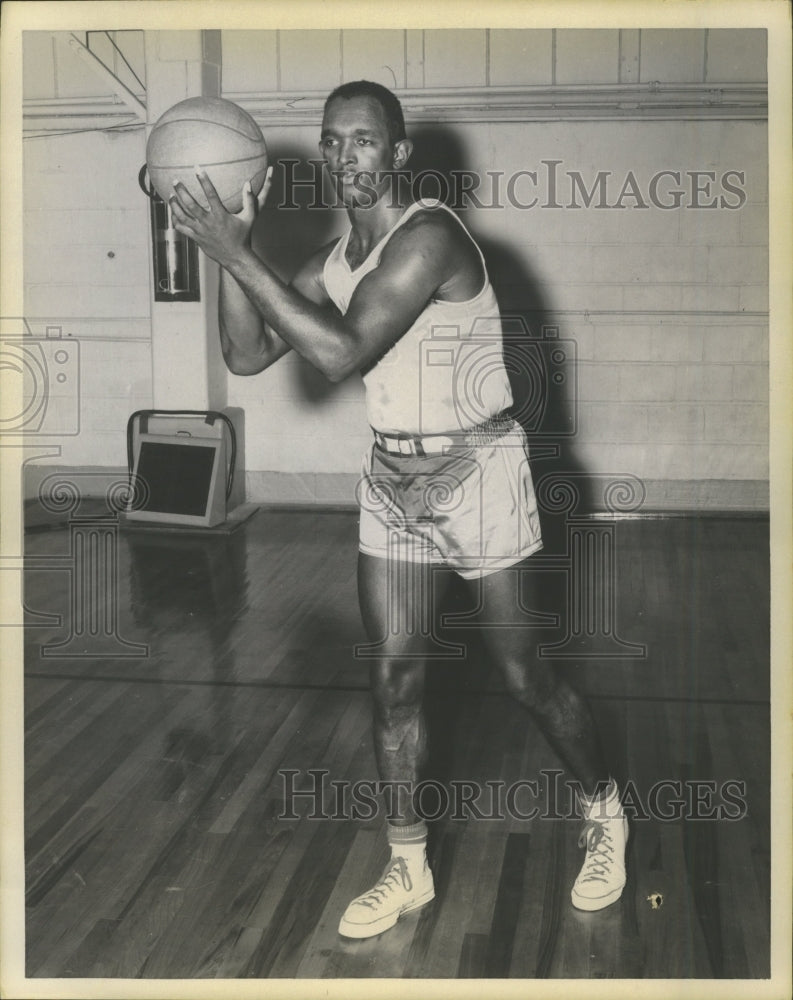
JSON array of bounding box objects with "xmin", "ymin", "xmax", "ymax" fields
[{"xmin": 146, "ymin": 97, "xmax": 268, "ymax": 213}]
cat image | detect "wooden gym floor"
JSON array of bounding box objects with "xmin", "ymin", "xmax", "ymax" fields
[{"xmin": 22, "ymin": 505, "xmax": 770, "ymax": 980}]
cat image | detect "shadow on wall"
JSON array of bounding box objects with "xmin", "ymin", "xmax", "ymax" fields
[
  {"xmin": 250, "ymin": 143, "xmax": 346, "ymax": 403},
  {"xmin": 409, "ymin": 124, "xmax": 594, "ymax": 531},
  {"xmin": 247, "ymin": 127, "xmax": 594, "ymax": 522},
  {"xmin": 408, "ymin": 126, "xmax": 599, "ymax": 792}
]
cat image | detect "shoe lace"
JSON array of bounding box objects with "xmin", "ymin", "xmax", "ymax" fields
[
  {"xmin": 577, "ymin": 819, "xmax": 615, "ymax": 884},
  {"xmin": 356, "ymin": 857, "xmax": 413, "ymax": 910}
]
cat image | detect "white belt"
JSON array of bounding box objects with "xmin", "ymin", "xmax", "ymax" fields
[{"xmin": 372, "ymin": 413, "xmax": 514, "ymax": 457}]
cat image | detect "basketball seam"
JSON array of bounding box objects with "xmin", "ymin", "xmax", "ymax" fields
[
  {"xmin": 149, "ymin": 155, "xmax": 267, "ymax": 170},
  {"xmin": 150, "ymin": 118, "xmax": 264, "ymax": 144}
]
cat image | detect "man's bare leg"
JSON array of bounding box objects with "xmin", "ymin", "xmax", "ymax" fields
[
  {"xmin": 338, "ymin": 553, "xmax": 448, "ymax": 937},
  {"xmin": 464, "ymin": 562, "xmax": 629, "ymax": 911}
]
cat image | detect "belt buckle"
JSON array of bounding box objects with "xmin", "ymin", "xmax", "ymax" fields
[{"xmin": 424, "ymin": 434, "xmax": 458, "ymax": 454}]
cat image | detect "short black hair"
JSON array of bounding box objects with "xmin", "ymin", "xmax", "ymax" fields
[{"xmin": 324, "ymin": 80, "xmax": 407, "ymax": 145}]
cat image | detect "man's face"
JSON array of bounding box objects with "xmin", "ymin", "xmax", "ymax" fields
[{"xmin": 319, "ymin": 96, "xmax": 403, "ymax": 208}]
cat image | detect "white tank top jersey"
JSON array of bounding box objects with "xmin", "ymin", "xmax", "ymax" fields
[{"xmin": 322, "ymin": 198, "xmax": 513, "ymax": 436}]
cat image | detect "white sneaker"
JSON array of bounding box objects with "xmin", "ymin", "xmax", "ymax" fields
[
  {"xmin": 338, "ymin": 855, "xmax": 435, "ymax": 938},
  {"xmin": 571, "ymin": 809, "xmax": 629, "ymax": 912}
]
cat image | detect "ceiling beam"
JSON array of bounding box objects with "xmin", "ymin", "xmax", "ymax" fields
[{"xmin": 51, "ymin": 32, "xmax": 146, "ymax": 122}]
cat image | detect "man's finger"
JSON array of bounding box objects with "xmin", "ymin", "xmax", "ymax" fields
[
  {"xmin": 236, "ymin": 180, "xmax": 255, "ymax": 221},
  {"xmin": 168, "ymin": 194, "xmax": 190, "ymax": 222},
  {"xmin": 257, "ymin": 165, "xmax": 274, "ymax": 209},
  {"xmin": 168, "ymin": 196, "xmax": 196, "ymax": 232},
  {"xmin": 171, "ymin": 216, "xmax": 193, "ymax": 238},
  {"xmin": 171, "ymin": 179, "xmax": 204, "ymax": 218},
  {"xmin": 195, "ymin": 168, "xmax": 226, "ymax": 211}
]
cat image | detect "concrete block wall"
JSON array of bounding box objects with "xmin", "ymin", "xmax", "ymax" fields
[
  {"xmin": 22, "ymin": 126, "xmax": 153, "ymax": 471},
  {"xmin": 220, "ymin": 28, "xmax": 768, "ymax": 91},
  {"xmin": 220, "ymin": 122, "xmax": 364, "ymax": 506},
  {"xmin": 225, "ymin": 113, "xmax": 768, "ymax": 509},
  {"xmin": 19, "ymin": 29, "xmax": 769, "ymax": 510}
]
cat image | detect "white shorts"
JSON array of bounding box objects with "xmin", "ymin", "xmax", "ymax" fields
[{"xmin": 358, "ymin": 420, "xmax": 543, "ymax": 579}]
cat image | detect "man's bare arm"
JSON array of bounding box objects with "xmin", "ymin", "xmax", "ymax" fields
[
  {"xmin": 218, "ymin": 243, "xmax": 334, "ymax": 376},
  {"xmin": 170, "ymin": 173, "xmax": 464, "ymax": 382}
]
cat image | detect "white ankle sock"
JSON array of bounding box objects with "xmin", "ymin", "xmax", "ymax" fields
[
  {"xmin": 387, "ymin": 821, "xmax": 428, "ymax": 871},
  {"xmin": 582, "ymin": 778, "xmax": 623, "ymax": 819}
]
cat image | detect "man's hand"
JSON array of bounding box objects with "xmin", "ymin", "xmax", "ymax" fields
[{"xmin": 169, "ymin": 165, "xmax": 273, "ymax": 269}]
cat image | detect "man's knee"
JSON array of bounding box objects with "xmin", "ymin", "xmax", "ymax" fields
[
  {"xmin": 372, "ymin": 680, "xmax": 423, "ymax": 729},
  {"xmin": 370, "ymin": 661, "xmax": 423, "ymax": 708},
  {"xmin": 499, "ymin": 657, "xmax": 558, "ymax": 711},
  {"xmin": 369, "ymin": 662, "xmax": 424, "ymax": 743}
]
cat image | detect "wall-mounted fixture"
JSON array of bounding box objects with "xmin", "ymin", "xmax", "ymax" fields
[{"xmin": 139, "ymin": 166, "xmax": 200, "ymax": 302}]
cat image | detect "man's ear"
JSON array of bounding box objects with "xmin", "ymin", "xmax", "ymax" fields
[{"xmin": 393, "ymin": 139, "xmax": 413, "ymax": 169}]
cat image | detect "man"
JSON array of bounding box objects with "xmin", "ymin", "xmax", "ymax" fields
[{"xmin": 170, "ymin": 80, "xmax": 628, "ymax": 940}]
